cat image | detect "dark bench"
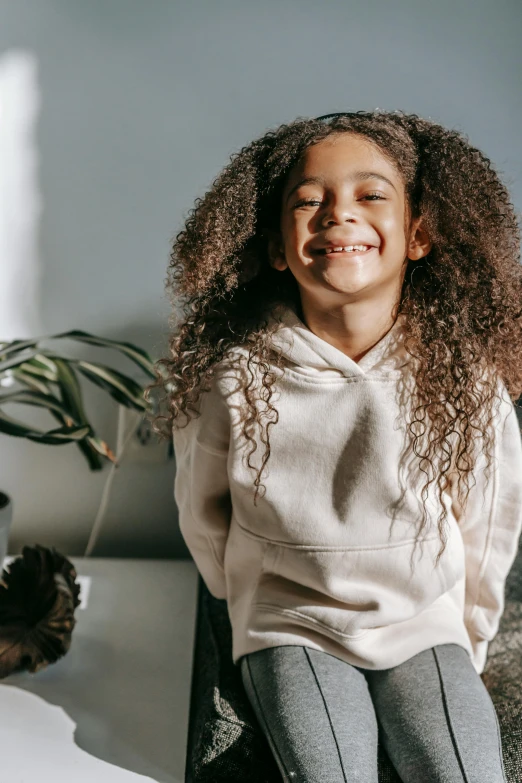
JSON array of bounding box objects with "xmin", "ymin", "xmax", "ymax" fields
[{"xmin": 184, "ymin": 533, "xmax": 522, "ymax": 782}]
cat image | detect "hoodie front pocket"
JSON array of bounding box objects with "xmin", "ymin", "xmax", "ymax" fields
[{"xmin": 252, "ymin": 534, "xmax": 452, "ymax": 641}]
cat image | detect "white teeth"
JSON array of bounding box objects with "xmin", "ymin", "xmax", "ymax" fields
[{"xmin": 325, "ymin": 245, "xmax": 371, "ymax": 253}]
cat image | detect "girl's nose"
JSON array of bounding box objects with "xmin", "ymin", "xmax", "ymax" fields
[{"xmin": 321, "ymin": 200, "xmax": 357, "ymax": 227}]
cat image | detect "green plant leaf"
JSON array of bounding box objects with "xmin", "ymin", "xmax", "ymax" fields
[
  {"xmin": 5, "ymin": 370, "xmax": 103, "ymax": 462},
  {"xmin": 49, "ymin": 330, "xmax": 156, "ymax": 378},
  {"xmin": 8, "ymin": 355, "xmax": 134, "ymax": 468},
  {"xmin": 52, "ymin": 358, "xmax": 88, "ymax": 423},
  {"xmin": 16, "ymin": 351, "xmax": 151, "ymax": 411},
  {"xmin": 0, "ymin": 336, "xmax": 151, "ymax": 465},
  {"xmin": 0, "ymin": 338, "xmax": 39, "ymax": 357},
  {"xmin": 0, "ymin": 352, "xmax": 58, "ymax": 378},
  {"xmin": 75, "ymin": 438, "xmax": 106, "ymax": 469},
  {"xmin": 0, "ymin": 331, "xmax": 156, "ymax": 377},
  {"xmin": 10, "ymin": 368, "xmax": 51, "ymax": 395},
  {"xmin": 2, "ymin": 374, "xmax": 104, "ymax": 467},
  {"xmin": 47, "ymin": 409, "xmax": 105, "ymax": 470},
  {"xmin": 18, "ymin": 355, "xmax": 59, "ymax": 382},
  {"xmin": 0, "ymin": 387, "xmax": 111, "ymax": 468},
  {"xmin": 0, "ymin": 389, "xmax": 74, "ymax": 419},
  {"xmin": 0, "ymin": 349, "xmax": 41, "ymax": 373},
  {"xmin": 54, "ymin": 358, "xmax": 116, "ymax": 469},
  {"xmin": 73, "ymin": 360, "xmax": 150, "ymax": 411},
  {"xmin": 86, "ymin": 435, "xmax": 117, "ymax": 462},
  {"xmin": 0, "ymin": 409, "xmax": 91, "ymax": 444}
]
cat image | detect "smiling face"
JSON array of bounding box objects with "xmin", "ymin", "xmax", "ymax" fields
[{"xmin": 268, "ymin": 132, "xmax": 430, "ymax": 315}]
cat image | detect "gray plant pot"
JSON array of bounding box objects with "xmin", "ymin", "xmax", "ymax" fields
[{"xmin": 0, "ymin": 492, "xmax": 12, "ymax": 568}]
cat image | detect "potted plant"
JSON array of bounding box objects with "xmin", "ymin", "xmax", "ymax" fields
[{"xmin": 0, "ymin": 329, "xmax": 158, "ymax": 565}]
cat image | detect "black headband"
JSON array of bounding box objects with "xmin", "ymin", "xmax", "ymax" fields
[{"xmin": 314, "ymin": 112, "xmax": 354, "ymax": 122}]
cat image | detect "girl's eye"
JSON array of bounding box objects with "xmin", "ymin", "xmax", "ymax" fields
[
  {"xmin": 294, "ymin": 199, "xmax": 322, "ymax": 207},
  {"xmin": 363, "ymin": 192, "xmax": 386, "ymax": 200},
  {"xmin": 294, "ymin": 192, "xmax": 386, "ymax": 208}
]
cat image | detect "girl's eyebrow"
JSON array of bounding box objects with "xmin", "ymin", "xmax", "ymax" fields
[{"xmin": 285, "ymin": 171, "xmax": 397, "ymax": 203}]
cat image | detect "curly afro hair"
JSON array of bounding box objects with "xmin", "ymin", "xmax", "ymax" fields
[{"xmin": 147, "ymin": 110, "xmax": 522, "ymax": 566}]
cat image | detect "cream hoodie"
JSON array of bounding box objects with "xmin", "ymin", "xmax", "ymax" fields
[{"xmin": 172, "ymin": 303, "xmax": 522, "ymax": 675}]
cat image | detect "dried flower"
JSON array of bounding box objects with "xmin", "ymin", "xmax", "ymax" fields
[{"xmin": 0, "ymin": 544, "xmax": 81, "ymax": 678}]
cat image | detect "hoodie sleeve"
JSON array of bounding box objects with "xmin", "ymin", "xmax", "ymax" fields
[
  {"xmin": 172, "ymin": 373, "xmax": 232, "ymax": 600},
  {"xmin": 449, "ymin": 382, "xmax": 522, "ymax": 675}
]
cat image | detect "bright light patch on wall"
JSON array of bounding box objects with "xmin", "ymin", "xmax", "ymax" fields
[{"xmin": 0, "ymin": 50, "xmax": 42, "ymax": 342}]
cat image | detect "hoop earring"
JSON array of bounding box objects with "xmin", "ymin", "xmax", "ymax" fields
[{"xmin": 409, "ymin": 261, "xmax": 422, "ymax": 292}]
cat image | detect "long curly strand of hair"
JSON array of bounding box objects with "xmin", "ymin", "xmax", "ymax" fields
[{"xmin": 147, "ymin": 110, "xmax": 522, "ymax": 567}]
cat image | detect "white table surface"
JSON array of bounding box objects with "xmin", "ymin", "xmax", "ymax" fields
[{"xmin": 0, "ymin": 557, "xmax": 199, "ymax": 783}]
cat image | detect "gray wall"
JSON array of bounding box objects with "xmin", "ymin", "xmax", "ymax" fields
[{"xmin": 0, "ymin": 0, "xmax": 520, "ymax": 558}]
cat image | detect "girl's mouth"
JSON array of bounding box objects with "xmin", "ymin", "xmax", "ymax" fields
[{"xmin": 316, "ymin": 246, "xmax": 376, "ymax": 259}]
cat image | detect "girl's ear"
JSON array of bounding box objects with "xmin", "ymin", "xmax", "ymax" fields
[
  {"xmin": 407, "ymin": 217, "xmax": 432, "ymax": 261},
  {"xmin": 267, "ymin": 230, "xmax": 288, "ymax": 271}
]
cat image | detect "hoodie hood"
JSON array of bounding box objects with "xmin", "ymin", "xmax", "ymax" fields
[{"xmin": 266, "ymin": 302, "xmax": 411, "ymax": 379}]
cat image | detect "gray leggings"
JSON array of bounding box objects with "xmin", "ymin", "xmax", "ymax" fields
[{"xmin": 239, "ymin": 643, "xmax": 507, "ymax": 782}]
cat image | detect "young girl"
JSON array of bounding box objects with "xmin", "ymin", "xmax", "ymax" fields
[{"xmin": 152, "ymin": 111, "xmax": 522, "ymax": 782}]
